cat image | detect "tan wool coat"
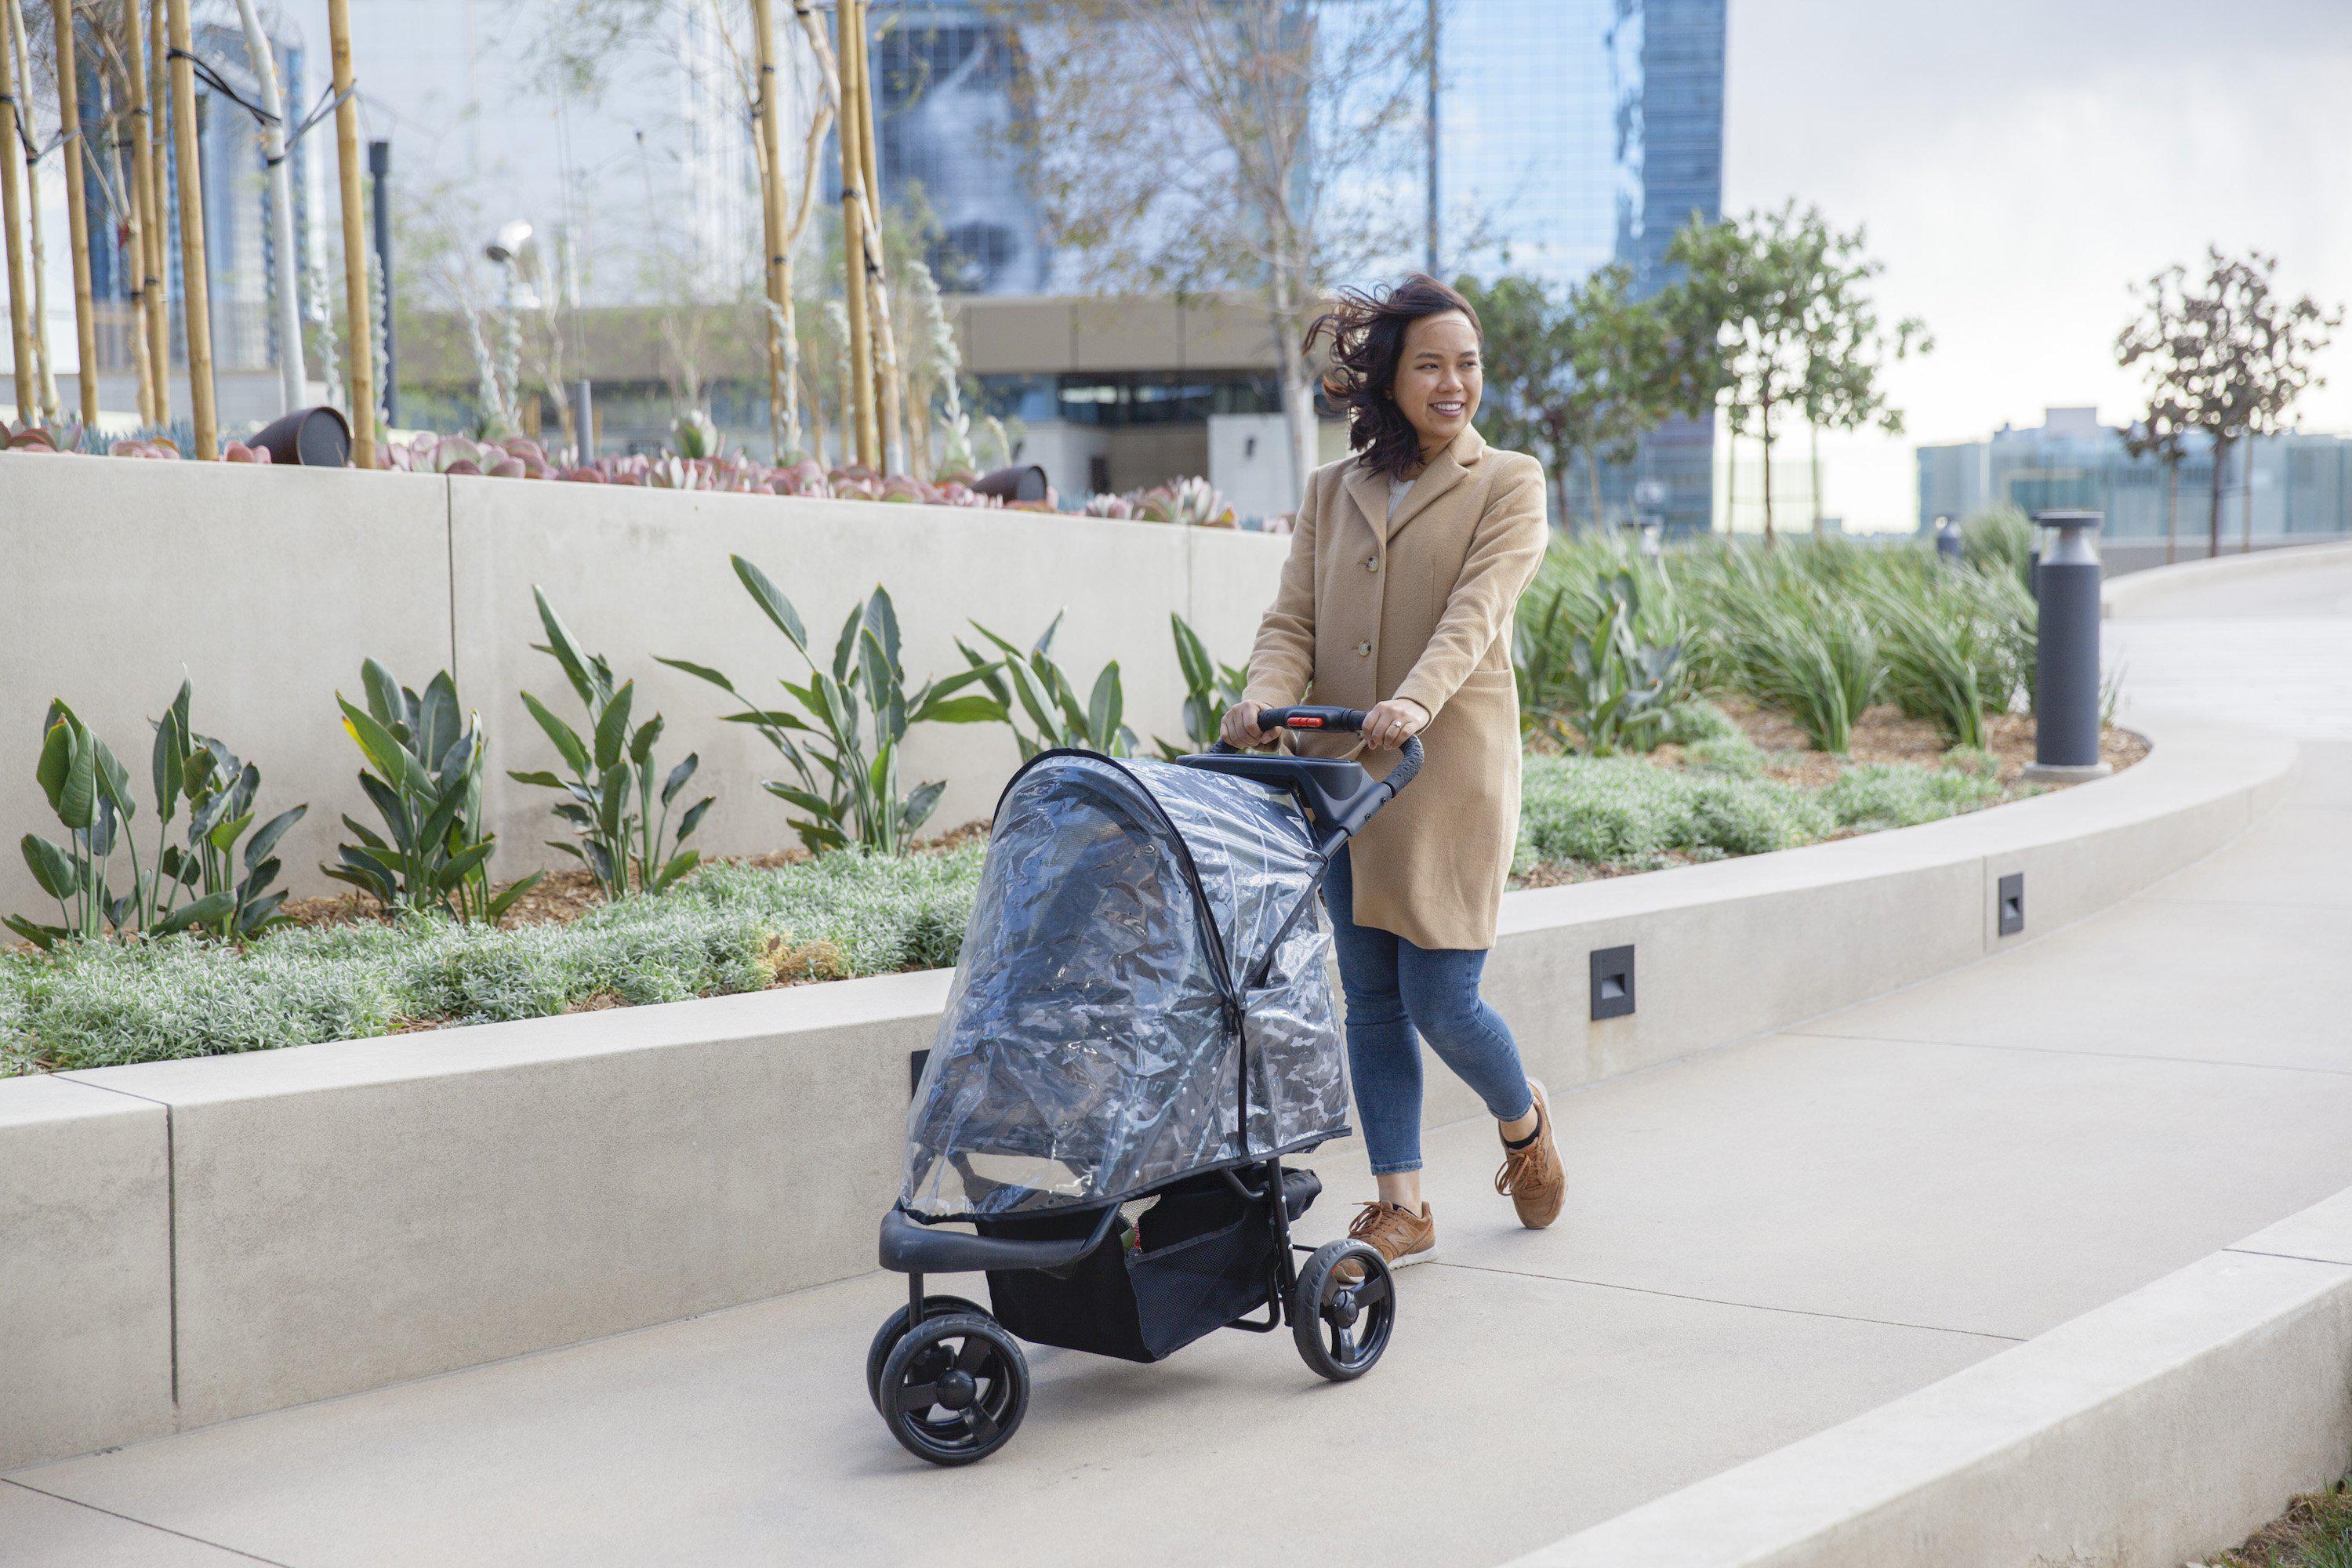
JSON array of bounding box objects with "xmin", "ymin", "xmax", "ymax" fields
[{"xmin": 1243, "ymin": 425, "xmax": 1548, "ymax": 951}]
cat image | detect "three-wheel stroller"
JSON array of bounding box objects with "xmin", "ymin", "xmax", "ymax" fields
[{"xmin": 868, "ymin": 707, "xmax": 1425, "ymax": 1465}]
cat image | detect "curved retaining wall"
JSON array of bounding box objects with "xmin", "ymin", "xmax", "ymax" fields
[
  {"xmin": 1514, "ymin": 1187, "xmax": 2352, "ymax": 1568},
  {"xmin": 0, "ymin": 710, "xmax": 2294, "ymax": 1472}
]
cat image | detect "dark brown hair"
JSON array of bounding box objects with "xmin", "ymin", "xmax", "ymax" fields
[{"xmin": 1302, "ymin": 273, "xmax": 1483, "ymax": 481}]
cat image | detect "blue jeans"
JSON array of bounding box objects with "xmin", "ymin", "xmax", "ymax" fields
[{"xmin": 1322, "ymin": 846, "xmax": 1534, "ymax": 1176}]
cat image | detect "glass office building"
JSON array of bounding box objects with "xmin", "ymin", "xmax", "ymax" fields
[
  {"xmin": 1918, "ymin": 407, "xmax": 2352, "ymax": 546},
  {"xmin": 1436, "ymin": 0, "xmax": 1726, "ymax": 534}
]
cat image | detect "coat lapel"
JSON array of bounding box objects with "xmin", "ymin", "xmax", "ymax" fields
[
  {"xmin": 1385, "ymin": 426, "xmax": 1487, "ymax": 541},
  {"xmin": 1343, "ymin": 462, "xmax": 1390, "ymax": 543}
]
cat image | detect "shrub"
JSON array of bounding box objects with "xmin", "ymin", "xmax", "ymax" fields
[
  {"xmin": 1659, "ymin": 698, "xmax": 1743, "ymax": 746},
  {"xmin": 1682, "ymin": 732, "xmax": 1764, "ymax": 778},
  {"xmin": 1515, "ymin": 755, "xmax": 1831, "ymax": 871},
  {"xmin": 1515, "ymin": 568, "xmax": 1692, "ymax": 755},
  {"xmin": 659, "ymin": 558, "xmax": 997, "ymax": 854},
  {"xmin": 961, "ymin": 611, "xmax": 1138, "ymax": 760},
  {"xmin": 510, "ymin": 587, "xmax": 713, "ymax": 897},
  {"xmin": 1820, "ymin": 763, "xmax": 2008, "ymax": 833}
]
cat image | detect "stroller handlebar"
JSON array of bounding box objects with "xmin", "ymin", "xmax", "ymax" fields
[{"xmin": 1210, "ymin": 706, "xmax": 1425, "ymax": 804}]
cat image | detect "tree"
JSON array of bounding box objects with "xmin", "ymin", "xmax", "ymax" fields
[
  {"xmin": 2118, "ymin": 404, "xmax": 2188, "ymax": 565},
  {"xmin": 1459, "ymin": 264, "xmax": 1692, "ymax": 535},
  {"xmin": 2118, "ymin": 249, "xmax": 2340, "ymax": 557},
  {"xmin": 1668, "ymin": 203, "xmax": 1925, "ymax": 543},
  {"xmin": 1009, "ymin": 0, "xmax": 1428, "ymax": 508}
]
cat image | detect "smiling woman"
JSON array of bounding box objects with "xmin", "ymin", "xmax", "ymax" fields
[{"xmin": 1219, "ymin": 272, "xmax": 1560, "ymax": 1276}]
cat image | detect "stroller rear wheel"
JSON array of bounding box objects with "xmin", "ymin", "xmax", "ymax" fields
[
  {"xmin": 1291, "ymin": 1240, "xmax": 1395, "ymax": 1381},
  {"xmin": 878, "ymin": 1312, "xmax": 1029, "ymax": 1466},
  {"xmin": 866, "ymin": 1295, "xmax": 990, "ymax": 1413}
]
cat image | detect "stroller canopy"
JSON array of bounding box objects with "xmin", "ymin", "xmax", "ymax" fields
[{"xmin": 902, "ymin": 753, "xmax": 1350, "ymax": 1220}]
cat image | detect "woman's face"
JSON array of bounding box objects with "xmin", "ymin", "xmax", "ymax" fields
[{"xmin": 1391, "ymin": 310, "xmax": 1482, "ymax": 456}]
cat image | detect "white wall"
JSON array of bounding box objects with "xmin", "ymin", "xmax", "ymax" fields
[{"xmin": 0, "ymin": 456, "xmax": 1287, "ymax": 924}]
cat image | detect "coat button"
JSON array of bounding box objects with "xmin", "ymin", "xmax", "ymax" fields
[
  {"xmin": 1355, "ymin": 641, "xmax": 1371, "ymax": 658},
  {"xmin": 1364, "ymin": 556, "xmax": 1379, "ymax": 572}
]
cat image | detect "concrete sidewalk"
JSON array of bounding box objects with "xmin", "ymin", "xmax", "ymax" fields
[{"xmin": 9, "ymin": 560, "xmax": 2350, "ymax": 1568}]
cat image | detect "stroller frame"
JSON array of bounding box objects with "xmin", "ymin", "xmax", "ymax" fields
[{"xmin": 869, "ymin": 708, "xmax": 1423, "ymax": 1465}]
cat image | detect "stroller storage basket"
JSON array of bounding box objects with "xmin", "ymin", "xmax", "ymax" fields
[{"xmin": 980, "ymin": 1172, "xmax": 1283, "ymax": 1363}]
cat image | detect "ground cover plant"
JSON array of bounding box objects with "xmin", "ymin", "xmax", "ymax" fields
[
  {"xmin": 0, "ymin": 848, "xmax": 983, "ymax": 1076},
  {"xmin": 2199, "ymin": 1475, "xmax": 2352, "ymax": 1568}
]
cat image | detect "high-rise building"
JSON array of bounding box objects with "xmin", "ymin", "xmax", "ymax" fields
[{"xmin": 1434, "ymin": 0, "xmax": 1726, "ymax": 533}]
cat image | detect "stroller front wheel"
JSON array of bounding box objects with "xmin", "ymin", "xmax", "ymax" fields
[
  {"xmin": 878, "ymin": 1312, "xmax": 1030, "ymax": 1466},
  {"xmin": 1291, "ymin": 1240, "xmax": 1396, "ymax": 1381},
  {"xmin": 866, "ymin": 1294, "xmax": 991, "ymax": 1413}
]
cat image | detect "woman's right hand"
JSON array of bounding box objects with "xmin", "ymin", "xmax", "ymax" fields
[{"xmin": 1220, "ymin": 699, "xmax": 1270, "ymax": 749}]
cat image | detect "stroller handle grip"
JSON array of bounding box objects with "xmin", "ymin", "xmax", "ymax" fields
[{"xmin": 1210, "ymin": 706, "xmax": 1425, "ymax": 799}]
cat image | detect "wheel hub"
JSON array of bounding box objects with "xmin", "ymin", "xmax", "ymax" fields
[
  {"xmin": 1328, "ymin": 1288, "xmax": 1362, "ymax": 1328},
  {"xmin": 935, "ymin": 1369, "xmax": 978, "ymax": 1410}
]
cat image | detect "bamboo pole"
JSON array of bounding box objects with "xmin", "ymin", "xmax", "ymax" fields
[
  {"xmin": 162, "ymin": 0, "xmax": 214, "ymax": 456},
  {"xmin": 232, "ymin": 0, "xmax": 301, "ymax": 413},
  {"xmin": 751, "ymin": 0, "xmax": 790, "ymax": 462},
  {"xmin": 0, "ymin": 0, "xmax": 31, "ymax": 420},
  {"xmin": 326, "ymin": 0, "xmax": 372, "ymax": 464},
  {"xmin": 6, "ymin": 0, "xmax": 56, "ymax": 419},
  {"xmin": 835, "ymin": 0, "xmax": 876, "ymax": 470},
  {"xmin": 118, "ymin": 0, "xmax": 158, "ymax": 422},
  {"xmin": 846, "ymin": 0, "xmax": 902, "ymax": 475},
  {"xmin": 143, "ymin": 0, "xmax": 166, "ymax": 421},
  {"xmin": 53, "ymin": 0, "xmax": 100, "ymax": 426}
]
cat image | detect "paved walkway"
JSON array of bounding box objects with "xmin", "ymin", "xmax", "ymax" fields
[{"xmin": 9, "ymin": 558, "xmax": 2352, "ymax": 1568}]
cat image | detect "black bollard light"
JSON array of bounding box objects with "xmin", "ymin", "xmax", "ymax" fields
[
  {"xmin": 2024, "ymin": 509, "xmax": 2111, "ymax": 782},
  {"xmin": 973, "ymin": 464, "xmax": 1051, "ymax": 503},
  {"xmin": 1933, "ymin": 514, "xmax": 1962, "ymax": 566},
  {"xmin": 251, "ymin": 405, "xmax": 354, "ymax": 466}
]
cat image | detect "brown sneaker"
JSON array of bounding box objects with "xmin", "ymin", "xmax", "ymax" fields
[
  {"xmin": 1334, "ymin": 1200, "xmax": 1437, "ymax": 1283},
  {"xmin": 1494, "ymin": 1080, "xmax": 1565, "ymax": 1229}
]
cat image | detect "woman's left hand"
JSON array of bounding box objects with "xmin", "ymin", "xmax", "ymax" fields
[{"xmin": 1361, "ymin": 698, "xmax": 1430, "ymax": 750}]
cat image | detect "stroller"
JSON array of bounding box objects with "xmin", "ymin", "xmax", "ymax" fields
[{"xmin": 869, "ymin": 707, "xmax": 1424, "ymax": 1465}]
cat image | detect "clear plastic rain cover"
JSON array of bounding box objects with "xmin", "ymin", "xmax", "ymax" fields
[{"xmin": 901, "ymin": 753, "xmax": 1351, "ymax": 1220}]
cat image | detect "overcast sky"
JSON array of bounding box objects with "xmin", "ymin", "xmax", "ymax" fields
[{"xmin": 1722, "ymin": 0, "xmax": 2352, "ymax": 529}]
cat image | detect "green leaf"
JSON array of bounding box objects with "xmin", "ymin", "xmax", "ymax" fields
[
  {"xmin": 532, "ymin": 586, "xmax": 600, "ymax": 710},
  {"xmin": 485, "ymin": 871, "xmax": 544, "ymax": 923},
  {"xmin": 901, "ymin": 779, "xmax": 946, "ymax": 834},
  {"xmin": 439, "ymin": 839, "xmax": 497, "ymax": 890},
  {"xmin": 675, "ymin": 797, "xmax": 714, "ymax": 840},
  {"xmin": 764, "ymin": 782, "xmax": 840, "ymax": 820},
  {"xmin": 93, "ymin": 739, "xmax": 136, "ymax": 822},
  {"xmin": 36, "ymin": 715, "xmax": 73, "ymax": 815},
  {"xmin": 21, "ymin": 834, "xmax": 79, "ymax": 900},
  {"xmin": 339, "ymin": 697, "xmax": 431, "ymax": 796},
  {"xmin": 507, "ymin": 769, "xmax": 567, "ymax": 789},
  {"xmin": 593, "ymin": 681, "xmax": 636, "ymax": 771},
  {"xmin": 831, "ymin": 602, "xmax": 863, "ymax": 684},
  {"xmin": 2, "ymin": 913, "xmax": 60, "ymax": 950},
  {"xmin": 652, "ymin": 655, "xmax": 742, "ymax": 696},
  {"xmin": 1032, "ymin": 608, "xmax": 1065, "ymax": 659},
  {"xmin": 234, "ymin": 890, "xmax": 289, "ymax": 935},
  {"xmin": 1171, "ymin": 613, "xmax": 1211, "ymax": 691},
  {"xmin": 731, "ymin": 556, "xmax": 808, "ymax": 652},
  {"xmin": 913, "ymin": 695, "xmax": 1004, "ymax": 725},
  {"xmin": 360, "ymin": 659, "xmax": 405, "ymax": 729},
  {"xmin": 661, "ymin": 753, "xmax": 699, "ymax": 805},
  {"xmin": 521, "ymin": 691, "xmax": 591, "ymax": 777},
  {"xmin": 648, "ymin": 849, "xmax": 699, "ymax": 893},
  {"xmin": 630, "ymin": 712, "xmax": 665, "ymax": 768},
  {"xmin": 207, "ymin": 811, "xmax": 254, "ymax": 855},
  {"xmin": 719, "ymin": 707, "xmax": 815, "ymax": 733},
  {"xmin": 55, "ymin": 718, "xmax": 97, "ymax": 830},
  {"xmin": 245, "ymin": 805, "xmax": 307, "ymax": 871},
  {"xmin": 1087, "ymin": 663, "xmax": 1123, "ymax": 750},
  {"xmin": 865, "ymin": 586, "xmax": 902, "ymax": 673},
  {"xmin": 418, "ymin": 673, "xmax": 461, "ymax": 768},
  {"xmin": 151, "ymin": 706, "xmax": 184, "ymax": 824},
  {"xmin": 154, "ymin": 890, "xmax": 235, "ymax": 938}
]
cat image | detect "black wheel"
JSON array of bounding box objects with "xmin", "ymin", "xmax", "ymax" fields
[
  {"xmin": 1290, "ymin": 1240, "xmax": 1396, "ymax": 1381},
  {"xmin": 866, "ymin": 1295, "xmax": 989, "ymax": 1413},
  {"xmin": 877, "ymin": 1312, "xmax": 1029, "ymax": 1466}
]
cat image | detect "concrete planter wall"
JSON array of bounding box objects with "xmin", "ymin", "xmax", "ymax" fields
[
  {"xmin": 0, "ymin": 456, "xmax": 1287, "ymax": 922},
  {"xmin": 0, "ymin": 712, "xmax": 2295, "ymax": 1470}
]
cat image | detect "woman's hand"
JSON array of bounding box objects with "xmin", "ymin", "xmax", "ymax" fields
[
  {"xmin": 1220, "ymin": 700, "xmax": 1271, "ymax": 749},
  {"xmin": 1362, "ymin": 698, "xmax": 1430, "ymax": 750}
]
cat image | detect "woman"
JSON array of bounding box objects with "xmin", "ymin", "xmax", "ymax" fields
[{"xmin": 1221, "ymin": 273, "xmax": 1562, "ymax": 1272}]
